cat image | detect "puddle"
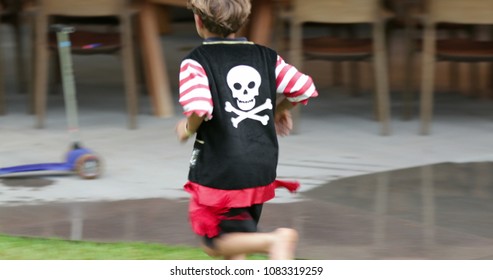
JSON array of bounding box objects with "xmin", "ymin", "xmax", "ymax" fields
[
  {"xmin": 1, "ymin": 162, "xmax": 493, "ymax": 259},
  {"xmin": 1, "ymin": 178, "xmax": 55, "ymax": 188}
]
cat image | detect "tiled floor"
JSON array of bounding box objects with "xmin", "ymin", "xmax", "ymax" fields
[{"xmin": 1, "ymin": 22, "xmax": 493, "ymax": 259}]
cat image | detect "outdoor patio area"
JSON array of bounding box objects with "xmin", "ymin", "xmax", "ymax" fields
[{"xmin": 1, "ymin": 19, "xmax": 493, "ymax": 259}]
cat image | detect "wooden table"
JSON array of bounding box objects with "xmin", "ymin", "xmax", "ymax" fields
[
  {"xmin": 138, "ymin": 0, "xmax": 277, "ymax": 117},
  {"xmin": 137, "ymin": 0, "xmax": 186, "ymax": 118}
]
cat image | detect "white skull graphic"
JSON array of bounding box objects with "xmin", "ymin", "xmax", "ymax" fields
[{"xmin": 226, "ymin": 65, "xmax": 261, "ymax": 111}]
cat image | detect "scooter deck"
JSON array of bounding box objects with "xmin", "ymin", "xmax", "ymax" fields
[{"xmin": 0, "ymin": 163, "xmax": 72, "ymax": 175}]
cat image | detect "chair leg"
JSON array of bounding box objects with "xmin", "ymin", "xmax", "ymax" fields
[
  {"xmin": 448, "ymin": 62, "xmax": 459, "ymax": 94},
  {"xmin": 331, "ymin": 25, "xmax": 346, "ymax": 87},
  {"xmin": 419, "ymin": 25, "xmax": 436, "ymax": 135},
  {"xmin": 348, "ymin": 61, "xmax": 360, "ymax": 97},
  {"xmin": 373, "ymin": 23, "xmax": 391, "ymax": 136},
  {"xmin": 34, "ymin": 18, "xmax": 50, "ymax": 129},
  {"xmin": 467, "ymin": 26, "xmax": 482, "ymax": 98},
  {"xmin": 347, "ymin": 26, "xmax": 360, "ymax": 97},
  {"xmin": 0, "ymin": 43, "xmax": 4, "ymax": 115},
  {"xmin": 469, "ymin": 63, "xmax": 480, "ymax": 98},
  {"xmin": 0, "ymin": 88, "xmax": 4, "ymax": 115},
  {"xmin": 402, "ymin": 18, "xmax": 416, "ymax": 120},
  {"xmin": 121, "ymin": 16, "xmax": 139, "ymax": 129},
  {"xmin": 27, "ymin": 10, "xmax": 36, "ymax": 115},
  {"xmin": 34, "ymin": 48, "xmax": 49, "ymax": 129},
  {"xmin": 272, "ymin": 1, "xmax": 289, "ymax": 54},
  {"xmin": 448, "ymin": 29, "xmax": 460, "ymax": 94},
  {"xmin": 130, "ymin": 15, "xmax": 146, "ymax": 89},
  {"xmin": 479, "ymin": 62, "xmax": 489, "ymax": 100},
  {"xmin": 490, "ymin": 63, "xmax": 493, "ymax": 98},
  {"xmin": 0, "ymin": 87, "xmax": 4, "ymax": 115},
  {"xmin": 13, "ymin": 15, "xmax": 27, "ymax": 94}
]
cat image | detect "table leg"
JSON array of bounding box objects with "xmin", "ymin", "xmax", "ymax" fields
[
  {"xmin": 138, "ymin": 1, "xmax": 175, "ymax": 117},
  {"xmin": 248, "ymin": 0, "xmax": 275, "ymax": 47}
]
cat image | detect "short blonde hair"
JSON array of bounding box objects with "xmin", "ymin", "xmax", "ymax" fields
[{"xmin": 188, "ymin": 0, "xmax": 251, "ymax": 37}]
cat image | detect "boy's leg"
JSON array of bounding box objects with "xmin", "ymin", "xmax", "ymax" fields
[
  {"xmin": 204, "ymin": 228, "xmax": 298, "ymax": 260},
  {"xmin": 224, "ymin": 254, "xmax": 246, "ymax": 260},
  {"xmin": 203, "ymin": 239, "xmax": 245, "ymax": 259}
]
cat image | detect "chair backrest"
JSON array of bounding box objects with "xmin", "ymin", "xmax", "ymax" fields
[
  {"xmin": 291, "ymin": 0, "xmax": 381, "ymax": 24},
  {"xmin": 427, "ymin": 0, "xmax": 493, "ymax": 24},
  {"xmin": 39, "ymin": 0, "xmax": 129, "ymax": 17}
]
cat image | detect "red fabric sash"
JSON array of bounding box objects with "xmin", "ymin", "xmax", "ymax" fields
[{"xmin": 184, "ymin": 180, "xmax": 300, "ymax": 238}]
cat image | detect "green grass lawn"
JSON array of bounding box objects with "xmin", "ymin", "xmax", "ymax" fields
[{"xmin": 0, "ymin": 234, "xmax": 267, "ymax": 260}]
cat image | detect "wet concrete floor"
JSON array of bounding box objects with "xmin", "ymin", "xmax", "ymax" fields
[{"xmin": 1, "ymin": 161, "xmax": 493, "ymax": 260}]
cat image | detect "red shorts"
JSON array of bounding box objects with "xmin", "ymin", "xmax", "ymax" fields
[{"xmin": 184, "ymin": 180, "xmax": 299, "ymax": 239}]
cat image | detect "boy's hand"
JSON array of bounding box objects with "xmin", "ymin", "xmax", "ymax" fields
[
  {"xmin": 175, "ymin": 119, "xmax": 192, "ymax": 143},
  {"xmin": 275, "ymin": 110, "xmax": 293, "ymax": 136}
]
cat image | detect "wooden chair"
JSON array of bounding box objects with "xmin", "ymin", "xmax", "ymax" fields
[
  {"xmin": 419, "ymin": 0, "xmax": 493, "ymax": 135},
  {"xmin": 0, "ymin": 3, "xmax": 5, "ymax": 115},
  {"xmin": 289, "ymin": 0, "xmax": 392, "ymax": 135},
  {"xmin": 393, "ymin": 0, "xmax": 484, "ymax": 121},
  {"xmin": 1, "ymin": 0, "xmax": 31, "ymax": 114},
  {"xmin": 384, "ymin": 0, "xmax": 423, "ymax": 120},
  {"xmin": 1, "ymin": 0, "xmax": 28, "ymax": 97},
  {"xmin": 33, "ymin": 0, "xmax": 139, "ymax": 129}
]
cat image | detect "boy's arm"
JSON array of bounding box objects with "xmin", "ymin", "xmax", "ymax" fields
[
  {"xmin": 276, "ymin": 97, "xmax": 295, "ymax": 116},
  {"xmin": 176, "ymin": 58, "xmax": 211, "ymax": 143},
  {"xmin": 275, "ymin": 55, "xmax": 318, "ymax": 105},
  {"xmin": 274, "ymin": 55, "xmax": 318, "ymax": 136},
  {"xmin": 275, "ymin": 97, "xmax": 295, "ymax": 136},
  {"xmin": 176, "ymin": 113, "xmax": 205, "ymax": 143}
]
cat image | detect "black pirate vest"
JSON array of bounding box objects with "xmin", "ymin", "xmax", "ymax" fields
[{"xmin": 186, "ymin": 39, "xmax": 279, "ymax": 190}]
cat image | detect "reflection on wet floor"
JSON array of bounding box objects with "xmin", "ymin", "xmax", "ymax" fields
[
  {"xmin": 1, "ymin": 162, "xmax": 493, "ymax": 259},
  {"xmin": 1, "ymin": 177, "xmax": 55, "ymax": 188}
]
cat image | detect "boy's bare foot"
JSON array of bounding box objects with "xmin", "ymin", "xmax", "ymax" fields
[{"xmin": 269, "ymin": 228, "xmax": 299, "ymax": 260}]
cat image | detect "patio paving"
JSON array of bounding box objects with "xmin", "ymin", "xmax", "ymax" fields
[{"xmin": 1, "ymin": 21, "xmax": 493, "ymax": 259}]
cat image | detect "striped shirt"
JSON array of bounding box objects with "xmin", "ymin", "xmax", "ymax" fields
[{"xmin": 179, "ymin": 55, "xmax": 317, "ymax": 119}]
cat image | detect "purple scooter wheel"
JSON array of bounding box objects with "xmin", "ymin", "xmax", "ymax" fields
[
  {"xmin": 75, "ymin": 153, "xmax": 101, "ymax": 179},
  {"xmin": 65, "ymin": 147, "xmax": 102, "ymax": 179}
]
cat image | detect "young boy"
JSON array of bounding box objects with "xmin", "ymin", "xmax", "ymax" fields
[{"xmin": 175, "ymin": 0, "xmax": 318, "ymax": 260}]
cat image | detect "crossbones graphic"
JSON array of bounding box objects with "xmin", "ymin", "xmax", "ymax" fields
[{"xmin": 225, "ymin": 98, "xmax": 273, "ymax": 128}]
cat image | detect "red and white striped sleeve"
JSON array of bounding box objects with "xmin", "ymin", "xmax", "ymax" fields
[
  {"xmin": 275, "ymin": 55, "xmax": 318, "ymax": 104},
  {"xmin": 179, "ymin": 59, "xmax": 213, "ymax": 120}
]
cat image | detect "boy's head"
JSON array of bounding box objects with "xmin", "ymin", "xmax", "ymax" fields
[{"xmin": 187, "ymin": 0, "xmax": 251, "ymax": 37}]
